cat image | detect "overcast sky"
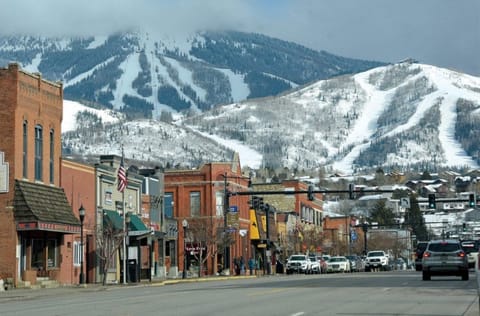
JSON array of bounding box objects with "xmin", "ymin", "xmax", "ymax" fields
[{"xmin": 1, "ymin": 0, "xmax": 478, "ymax": 76}]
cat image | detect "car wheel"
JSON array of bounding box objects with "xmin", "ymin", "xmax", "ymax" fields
[{"xmin": 422, "ymin": 271, "xmax": 430, "ymax": 281}]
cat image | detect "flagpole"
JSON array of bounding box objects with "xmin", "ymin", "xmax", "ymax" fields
[
  {"xmin": 120, "ymin": 146, "xmax": 127, "ymax": 285},
  {"xmin": 123, "ymin": 189, "xmax": 126, "ymax": 285}
]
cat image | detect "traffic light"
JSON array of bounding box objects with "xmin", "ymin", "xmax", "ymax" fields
[
  {"xmin": 348, "ymin": 183, "xmax": 355, "ymax": 200},
  {"xmin": 428, "ymin": 194, "xmax": 436, "ymax": 209},
  {"xmin": 469, "ymin": 193, "xmax": 475, "ymax": 207},
  {"xmin": 307, "ymin": 185, "xmax": 314, "ymax": 201},
  {"xmin": 250, "ymin": 196, "xmax": 259, "ymax": 209},
  {"xmin": 462, "ymin": 222, "xmax": 467, "ymax": 231}
]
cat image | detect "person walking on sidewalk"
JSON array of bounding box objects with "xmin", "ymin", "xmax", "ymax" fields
[{"xmin": 248, "ymin": 257, "xmax": 255, "ymax": 275}]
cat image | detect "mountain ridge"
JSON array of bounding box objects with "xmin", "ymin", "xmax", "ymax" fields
[
  {"xmin": 61, "ymin": 62, "xmax": 480, "ymax": 174},
  {"xmin": 0, "ymin": 30, "xmax": 384, "ymax": 118}
]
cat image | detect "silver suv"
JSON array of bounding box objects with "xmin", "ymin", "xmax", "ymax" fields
[{"xmin": 422, "ymin": 239, "xmax": 469, "ymax": 281}]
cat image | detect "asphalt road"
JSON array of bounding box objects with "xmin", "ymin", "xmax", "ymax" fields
[{"xmin": 0, "ymin": 270, "xmax": 478, "ymax": 316}]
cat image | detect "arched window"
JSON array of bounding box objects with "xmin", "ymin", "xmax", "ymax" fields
[
  {"xmin": 23, "ymin": 120, "xmax": 28, "ymax": 178},
  {"xmin": 34, "ymin": 125, "xmax": 43, "ymax": 181},
  {"xmin": 49, "ymin": 129, "xmax": 54, "ymax": 183}
]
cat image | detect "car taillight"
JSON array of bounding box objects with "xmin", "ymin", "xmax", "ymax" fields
[
  {"xmin": 423, "ymin": 251, "xmax": 431, "ymax": 258},
  {"xmin": 457, "ymin": 251, "xmax": 465, "ymax": 258}
]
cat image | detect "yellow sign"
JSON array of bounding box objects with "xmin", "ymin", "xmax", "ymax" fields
[
  {"xmin": 249, "ymin": 209, "xmax": 260, "ymax": 240},
  {"xmin": 257, "ymin": 243, "xmax": 267, "ymax": 248}
]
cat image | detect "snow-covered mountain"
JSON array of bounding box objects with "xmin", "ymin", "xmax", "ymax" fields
[
  {"xmin": 62, "ymin": 62, "xmax": 480, "ymax": 174},
  {"xmin": 0, "ymin": 31, "xmax": 383, "ymax": 119}
]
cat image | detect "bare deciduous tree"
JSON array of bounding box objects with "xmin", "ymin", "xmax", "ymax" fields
[
  {"xmin": 95, "ymin": 218, "xmax": 125, "ymax": 285},
  {"xmin": 185, "ymin": 217, "xmax": 232, "ymax": 276}
]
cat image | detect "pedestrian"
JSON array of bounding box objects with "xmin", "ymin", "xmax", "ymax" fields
[
  {"xmin": 248, "ymin": 257, "xmax": 255, "ymax": 275},
  {"xmin": 240, "ymin": 256, "xmax": 245, "ymax": 275},
  {"xmin": 234, "ymin": 257, "xmax": 240, "ymax": 275}
]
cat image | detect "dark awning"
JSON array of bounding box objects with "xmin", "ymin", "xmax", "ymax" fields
[
  {"xmin": 14, "ymin": 180, "xmax": 80, "ymax": 234},
  {"xmin": 103, "ymin": 210, "xmax": 124, "ymax": 231},
  {"xmin": 128, "ymin": 214, "xmax": 151, "ymax": 237}
]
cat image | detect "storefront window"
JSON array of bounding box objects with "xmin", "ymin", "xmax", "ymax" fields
[{"xmin": 47, "ymin": 239, "xmax": 58, "ymax": 268}]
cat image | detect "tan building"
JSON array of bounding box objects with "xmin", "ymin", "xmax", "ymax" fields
[{"xmin": 0, "ymin": 63, "xmax": 80, "ymax": 287}]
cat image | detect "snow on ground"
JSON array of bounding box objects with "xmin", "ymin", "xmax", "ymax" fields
[
  {"xmin": 194, "ymin": 129, "xmax": 262, "ymax": 169},
  {"xmin": 86, "ymin": 36, "xmax": 108, "ymax": 49},
  {"xmin": 22, "ymin": 53, "xmax": 42, "ymax": 73},
  {"xmin": 62, "ymin": 100, "xmax": 119, "ymax": 132},
  {"xmin": 331, "ymin": 64, "xmax": 480, "ymax": 174},
  {"xmin": 217, "ymin": 68, "xmax": 250, "ymax": 102}
]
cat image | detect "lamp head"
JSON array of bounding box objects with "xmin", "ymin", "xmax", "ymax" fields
[
  {"xmin": 79, "ymin": 205, "xmax": 85, "ymax": 221},
  {"xmin": 182, "ymin": 219, "xmax": 188, "ymax": 228}
]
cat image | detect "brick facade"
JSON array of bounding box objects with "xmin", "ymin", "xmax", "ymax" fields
[
  {"xmin": 164, "ymin": 160, "xmax": 251, "ymax": 276},
  {"xmin": 60, "ymin": 159, "xmax": 96, "ymax": 283},
  {"xmin": 0, "ymin": 63, "xmax": 79, "ymax": 286}
]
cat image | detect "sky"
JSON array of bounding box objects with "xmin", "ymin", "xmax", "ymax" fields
[{"xmin": 0, "ymin": 0, "xmax": 478, "ymax": 76}]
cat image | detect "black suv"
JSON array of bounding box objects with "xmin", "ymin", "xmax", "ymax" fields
[{"xmin": 415, "ymin": 241, "xmax": 429, "ymax": 271}]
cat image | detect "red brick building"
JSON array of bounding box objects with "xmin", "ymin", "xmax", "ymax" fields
[
  {"xmin": 164, "ymin": 158, "xmax": 251, "ymax": 276},
  {"xmin": 60, "ymin": 159, "xmax": 96, "ymax": 283},
  {"xmin": 0, "ymin": 63, "xmax": 80, "ymax": 287}
]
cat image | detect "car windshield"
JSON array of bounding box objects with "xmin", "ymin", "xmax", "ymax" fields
[
  {"xmin": 428, "ymin": 242, "xmax": 460, "ymax": 252},
  {"xmin": 290, "ymin": 256, "xmax": 306, "ymax": 261},
  {"xmin": 368, "ymin": 252, "xmax": 384, "ymax": 257},
  {"xmin": 330, "ymin": 257, "xmax": 345, "ymax": 262}
]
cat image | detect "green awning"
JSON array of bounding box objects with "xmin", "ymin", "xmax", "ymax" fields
[
  {"xmin": 103, "ymin": 210, "xmax": 124, "ymax": 231},
  {"xmin": 129, "ymin": 214, "xmax": 148, "ymax": 231}
]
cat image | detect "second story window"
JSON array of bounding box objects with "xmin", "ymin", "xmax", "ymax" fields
[
  {"xmin": 34, "ymin": 125, "xmax": 43, "ymax": 181},
  {"xmin": 190, "ymin": 191, "xmax": 200, "ymax": 217},
  {"xmin": 215, "ymin": 191, "xmax": 223, "ymax": 216},
  {"xmin": 164, "ymin": 193, "xmax": 173, "ymax": 218},
  {"xmin": 22, "ymin": 121, "xmax": 28, "ymax": 178},
  {"xmin": 49, "ymin": 129, "xmax": 54, "ymax": 183}
]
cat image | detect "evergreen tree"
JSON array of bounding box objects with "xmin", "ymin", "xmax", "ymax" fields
[
  {"xmin": 369, "ymin": 200, "xmax": 395, "ymax": 226},
  {"xmin": 404, "ymin": 195, "xmax": 428, "ymax": 240}
]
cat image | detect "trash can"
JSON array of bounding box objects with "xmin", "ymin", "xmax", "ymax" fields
[{"xmin": 128, "ymin": 259, "xmax": 138, "ymax": 283}]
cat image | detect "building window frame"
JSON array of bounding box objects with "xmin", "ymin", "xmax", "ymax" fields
[
  {"xmin": 49, "ymin": 129, "xmax": 54, "ymax": 183},
  {"xmin": 34, "ymin": 125, "xmax": 43, "ymax": 181},
  {"xmin": 190, "ymin": 191, "xmax": 200, "ymax": 217},
  {"xmin": 23, "ymin": 121, "xmax": 28, "ymax": 178},
  {"xmin": 73, "ymin": 240, "xmax": 83, "ymax": 267}
]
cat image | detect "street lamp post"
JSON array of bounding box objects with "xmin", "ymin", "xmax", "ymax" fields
[
  {"xmin": 182, "ymin": 219, "xmax": 188, "ymax": 279},
  {"xmin": 78, "ymin": 205, "xmax": 85, "ymax": 285},
  {"xmin": 125, "ymin": 212, "xmax": 131, "ymax": 283},
  {"xmin": 361, "ymin": 222, "xmax": 368, "ymax": 255}
]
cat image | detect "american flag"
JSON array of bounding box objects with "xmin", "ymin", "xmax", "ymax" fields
[{"xmin": 117, "ymin": 155, "xmax": 127, "ymax": 193}]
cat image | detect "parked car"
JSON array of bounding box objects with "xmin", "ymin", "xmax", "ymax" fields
[
  {"xmin": 460, "ymin": 240, "xmax": 479, "ymax": 269},
  {"xmin": 415, "ymin": 241, "xmax": 429, "ymax": 271},
  {"xmin": 345, "ymin": 255, "xmax": 365, "ymax": 272},
  {"xmin": 286, "ymin": 254, "xmax": 310, "ymax": 274},
  {"xmin": 326, "ymin": 256, "xmax": 351, "ymax": 273},
  {"xmin": 422, "ymin": 239, "xmax": 469, "ymax": 281},
  {"xmin": 307, "ymin": 255, "xmax": 320, "ymax": 274}
]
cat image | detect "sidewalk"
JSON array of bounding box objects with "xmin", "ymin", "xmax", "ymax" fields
[{"xmin": 0, "ymin": 274, "xmax": 257, "ymax": 300}]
